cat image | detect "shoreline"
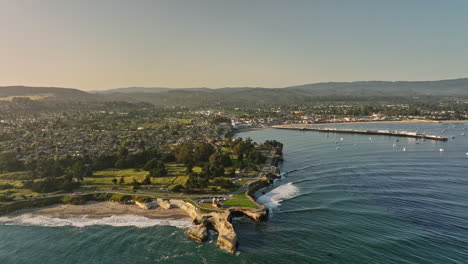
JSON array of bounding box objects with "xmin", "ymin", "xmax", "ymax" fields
[
  {"xmin": 4, "ymin": 201, "xmax": 189, "ymax": 220},
  {"xmin": 234, "ymin": 120, "xmax": 468, "ymax": 135}
]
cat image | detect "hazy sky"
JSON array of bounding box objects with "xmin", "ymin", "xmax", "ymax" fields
[{"xmin": 1, "ymin": 0, "xmax": 467, "ymax": 90}]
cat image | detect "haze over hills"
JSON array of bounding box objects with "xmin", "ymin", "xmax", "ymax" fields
[
  {"xmin": 95, "ymin": 78, "xmax": 468, "ymax": 96},
  {"xmin": 1, "ymin": 78, "xmax": 468, "ymax": 106},
  {"xmin": 0, "ymin": 86, "xmax": 98, "ymax": 101}
]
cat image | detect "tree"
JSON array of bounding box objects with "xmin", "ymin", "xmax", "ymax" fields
[
  {"xmin": 94, "ymin": 154, "xmax": 118, "ymax": 170},
  {"xmin": 119, "ymin": 176, "xmax": 125, "ymax": 184},
  {"xmin": 112, "ymin": 178, "xmax": 118, "ymax": 184},
  {"xmin": 175, "ymin": 143, "xmax": 194, "ymax": 165},
  {"xmin": 118, "ymin": 146, "xmax": 129, "ymax": 157},
  {"xmin": 149, "ymin": 166, "xmax": 168, "ymax": 177},
  {"xmin": 193, "ymin": 143, "xmax": 215, "ymax": 163},
  {"xmin": 132, "ymin": 178, "xmax": 141, "ymax": 190},
  {"xmin": 185, "ymin": 164, "xmax": 193, "ymax": 174},
  {"xmin": 0, "ymin": 151, "xmax": 24, "ymax": 173},
  {"xmin": 143, "ymin": 158, "xmax": 164, "ymax": 171},
  {"xmin": 114, "ymin": 158, "xmax": 129, "ymax": 169},
  {"xmin": 171, "ymin": 184, "xmax": 184, "ymax": 192},
  {"xmin": 209, "ymin": 152, "xmax": 232, "ymax": 167},
  {"xmin": 141, "ymin": 176, "xmax": 151, "ymax": 185},
  {"xmin": 69, "ymin": 159, "xmax": 86, "ymax": 181}
]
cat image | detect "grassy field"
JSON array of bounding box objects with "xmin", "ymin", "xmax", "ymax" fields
[
  {"xmin": 0, "ymin": 171, "xmax": 41, "ymax": 198},
  {"xmin": 172, "ymin": 118, "xmax": 192, "ymax": 124},
  {"xmin": 223, "ymin": 193, "xmax": 258, "ymax": 208},
  {"xmin": 84, "ymin": 163, "xmax": 191, "ymax": 191}
]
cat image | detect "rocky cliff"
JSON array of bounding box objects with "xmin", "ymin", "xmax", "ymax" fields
[{"xmin": 136, "ymin": 198, "xmax": 268, "ymax": 253}]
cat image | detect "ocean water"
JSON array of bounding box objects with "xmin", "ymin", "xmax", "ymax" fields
[{"xmin": 1, "ymin": 122, "xmax": 468, "ymax": 264}]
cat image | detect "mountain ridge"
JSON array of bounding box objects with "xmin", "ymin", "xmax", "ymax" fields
[{"xmin": 2, "ymin": 78, "xmax": 467, "ymax": 106}]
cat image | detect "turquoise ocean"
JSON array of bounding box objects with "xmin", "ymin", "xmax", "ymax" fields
[{"xmin": 1, "ymin": 122, "xmax": 467, "ymax": 264}]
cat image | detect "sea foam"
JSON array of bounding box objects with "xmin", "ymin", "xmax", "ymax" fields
[
  {"xmin": 256, "ymin": 182, "xmax": 299, "ymax": 208},
  {"xmin": 0, "ymin": 214, "xmax": 192, "ymax": 229}
]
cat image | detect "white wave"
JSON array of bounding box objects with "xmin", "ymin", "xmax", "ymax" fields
[
  {"xmin": 256, "ymin": 182, "xmax": 299, "ymax": 208},
  {"xmin": 0, "ymin": 214, "xmax": 192, "ymax": 229}
]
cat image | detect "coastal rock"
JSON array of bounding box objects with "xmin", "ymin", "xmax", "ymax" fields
[
  {"xmin": 156, "ymin": 198, "xmax": 174, "ymax": 209},
  {"xmin": 134, "ymin": 201, "xmax": 158, "ymax": 210},
  {"xmin": 188, "ymin": 224, "xmax": 208, "ymax": 242},
  {"xmin": 232, "ymin": 207, "xmax": 269, "ymax": 222},
  {"xmin": 160, "ymin": 190, "xmax": 269, "ymax": 253},
  {"xmin": 211, "ymin": 212, "xmax": 238, "ymax": 253}
]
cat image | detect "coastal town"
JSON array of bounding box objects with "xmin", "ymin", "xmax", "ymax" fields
[{"xmin": 0, "ymin": 96, "xmax": 466, "ymax": 253}]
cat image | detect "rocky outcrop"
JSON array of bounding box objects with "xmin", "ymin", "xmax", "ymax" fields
[
  {"xmin": 163, "ymin": 199, "xmax": 268, "ymax": 254},
  {"xmin": 188, "ymin": 221, "xmax": 208, "ymax": 242},
  {"xmin": 134, "ymin": 200, "xmax": 158, "ymax": 210},
  {"xmin": 156, "ymin": 198, "xmax": 174, "ymax": 209},
  {"xmin": 232, "ymin": 207, "xmax": 269, "ymax": 222}
]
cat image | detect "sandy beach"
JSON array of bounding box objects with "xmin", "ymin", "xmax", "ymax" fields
[{"xmin": 9, "ymin": 201, "xmax": 189, "ymax": 219}]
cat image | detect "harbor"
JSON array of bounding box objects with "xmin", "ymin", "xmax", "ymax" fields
[{"xmin": 272, "ymin": 125, "xmax": 449, "ymax": 141}]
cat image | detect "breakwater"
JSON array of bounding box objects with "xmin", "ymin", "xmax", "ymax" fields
[{"xmin": 272, "ymin": 125, "xmax": 448, "ymax": 141}]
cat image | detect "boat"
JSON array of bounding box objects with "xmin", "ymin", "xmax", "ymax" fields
[
  {"xmin": 403, "ymin": 147, "xmax": 407, "ymax": 152},
  {"xmin": 340, "ymin": 138, "xmax": 344, "ymax": 141},
  {"xmin": 440, "ymin": 148, "xmax": 445, "ymax": 152},
  {"xmin": 336, "ymin": 147, "xmax": 340, "ymax": 150}
]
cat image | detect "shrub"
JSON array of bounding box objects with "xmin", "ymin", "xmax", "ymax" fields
[{"xmin": 61, "ymin": 196, "xmax": 88, "ymax": 205}]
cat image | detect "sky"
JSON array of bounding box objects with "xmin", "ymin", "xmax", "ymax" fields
[{"xmin": 0, "ymin": 0, "xmax": 467, "ymax": 90}]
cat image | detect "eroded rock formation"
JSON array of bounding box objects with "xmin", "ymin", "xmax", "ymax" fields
[{"xmin": 136, "ymin": 198, "xmax": 269, "ymax": 253}]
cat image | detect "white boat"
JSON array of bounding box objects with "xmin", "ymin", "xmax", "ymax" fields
[
  {"xmin": 392, "ymin": 144, "xmax": 397, "ymax": 148},
  {"xmin": 336, "ymin": 147, "xmax": 340, "ymax": 150},
  {"xmin": 340, "ymin": 138, "xmax": 344, "ymax": 141},
  {"xmin": 403, "ymin": 147, "xmax": 407, "ymax": 152},
  {"xmin": 439, "ymin": 148, "xmax": 445, "ymax": 152}
]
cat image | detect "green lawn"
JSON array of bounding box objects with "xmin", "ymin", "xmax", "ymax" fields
[
  {"xmin": 173, "ymin": 118, "xmax": 192, "ymax": 124},
  {"xmin": 0, "ymin": 172, "xmax": 42, "ymax": 198},
  {"xmin": 223, "ymin": 193, "xmax": 258, "ymax": 208},
  {"xmin": 0, "ymin": 171, "xmax": 32, "ymax": 181},
  {"xmin": 86, "ymin": 163, "xmax": 190, "ymax": 191}
]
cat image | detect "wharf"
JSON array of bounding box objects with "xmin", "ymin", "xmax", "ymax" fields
[{"xmin": 272, "ymin": 125, "xmax": 448, "ymax": 141}]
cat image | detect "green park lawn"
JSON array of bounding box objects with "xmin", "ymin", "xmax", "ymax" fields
[
  {"xmin": 84, "ymin": 162, "xmax": 192, "ymax": 191},
  {"xmin": 223, "ymin": 193, "xmax": 258, "ymax": 209},
  {"xmin": 0, "ymin": 171, "xmax": 42, "ymax": 198}
]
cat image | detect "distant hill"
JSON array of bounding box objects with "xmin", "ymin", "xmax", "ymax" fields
[
  {"xmin": 285, "ymin": 78, "xmax": 468, "ymax": 96},
  {"xmin": 2, "ymin": 78, "xmax": 467, "ymax": 106},
  {"xmin": 95, "ymin": 78, "xmax": 468, "ymax": 106},
  {"xmin": 0, "ymin": 86, "xmax": 98, "ymax": 102},
  {"xmin": 93, "ymin": 87, "xmax": 211, "ymax": 94},
  {"xmin": 95, "ymin": 78, "xmax": 468, "ymax": 97}
]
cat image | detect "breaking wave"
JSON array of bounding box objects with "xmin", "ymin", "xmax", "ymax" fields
[
  {"xmin": 0, "ymin": 214, "xmax": 192, "ymax": 229},
  {"xmin": 256, "ymin": 182, "xmax": 299, "ymax": 208}
]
